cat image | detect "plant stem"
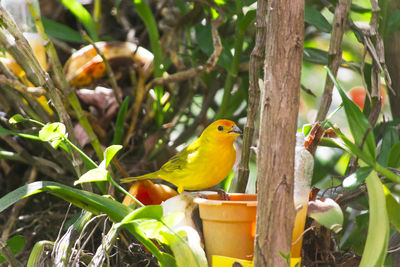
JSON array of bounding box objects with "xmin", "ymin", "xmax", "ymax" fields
[
  {"xmin": 27, "ymin": 1, "xmax": 104, "ymax": 160},
  {"xmin": 315, "ymin": 0, "xmax": 351, "ymax": 122},
  {"xmin": 0, "ymin": 6, "xmax": 84, "ymax": 175},
  {"xmin": 236, "ymin": 0, "xmax": 267, "ymax": 192},
  {"xmin": 83, "ymin": 33, "xmax": 122, "ymax": 105},
  {"xmin": 107, "ymin": 175, "xmax": 144, "ymax": 207},
  {"xmin": 216, "ymin": 0, "xmax": 244, "ymax": 119},
  {"xmin": 133, "ymin": 0, "xmax": 164, "ymax": 124}
]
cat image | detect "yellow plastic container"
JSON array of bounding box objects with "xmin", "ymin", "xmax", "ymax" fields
[
  {"xmin": 194, "ymin": 194, "xmax": 257, "ymax": 264},
  {"xmin": 212, "ymin": 255, "xmax": 253, "ymax": 267}
]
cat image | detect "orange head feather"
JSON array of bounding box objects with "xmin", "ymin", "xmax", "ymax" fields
[{"xmin": 200, "ymin": 120, "xmax": 242, "ymax": 144}]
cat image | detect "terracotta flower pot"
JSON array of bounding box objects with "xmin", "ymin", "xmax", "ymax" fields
[{"xmin": 194, "ymin": 194, "xmax": 257, "ymax": 264}]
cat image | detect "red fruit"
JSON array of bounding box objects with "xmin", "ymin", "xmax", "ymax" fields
[
  {"xmin": 122, "ymin": 180, "xmax": 177, "ymax": 206},
  {"xmin": 348, "ymin": 87, "xmax": 385, "ymax": 110}
]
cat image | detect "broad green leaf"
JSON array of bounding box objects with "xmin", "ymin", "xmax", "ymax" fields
[
  {"xmin": 0, "ymin": 181, "xmax": 175, "ymax": 266},
  {"xmin": 160, "ymin": 228, "xmax": 208, "ymax": 267},
  {"xmin": 340, "ymin": 213, "xmax": 369, "ymax": 254},
  {"xmin": 27, "ymin": 240, "xmax": 53, "ymax": 267},
  {"xmin": 195, "ymin": 25, "xmax": 213, "ymax": 55},
  {"xmin": 299, "ymin": 124, "xmax": 312, "ymax": 136},
  {"xmin": 60, "ymin": 0, "xmax": 99, "ymax": 41},
  {"xmin": 0, "ymin": 235, "xmax": 26, "ymax": 263},
  {"xmin": 387, "ymin": 142, "xmax": 400, "ymax": 168},
  {"xmin": 0, "ymin": 181, "xmax": 131, "ymax": 221},
  {"xmin": 8, "ymin": 114, "xmax": 25, "ymax": 124},
  {"xmin": 305, "ymin": 6, "xmax": 332, "ymax": 33},
  {"xmin": 383, "ymin": 185, "xmax": 400, "ymax": 232},
  {"xmin": 325, "ymin": 67, "xmax": 376, "ymax": 162},
  {"xmin": 378, "ymin": 126, "xmax": 399, "ymax": 166},
  {"xmin": 303, "ymin": 48, "xmax": 328, "ymax": 65},
  {"xmin": 42, "ymin": 18, "xmax": 85, "ymax": 43},
  {"xmin": 359, "ymin": 171, "xmax": 389, "ymax": 267},
  {"xmin": 74, "ymin": 168, "xmax": 108, "ymax": 185},
  {"xmin": 327, "ymin": 122, "xmax": 400, "ymax": 184},
  {"xmin": 121, "ymin": 205, "xmax": 163, "ymax": 225},
  {"xmin": 38, "ymin": 122, "xmax": 66, "ymax": 148},
  {"xmin": 104, "ymin": 145, "xmax": 122, "ymax": 169},
  {"xmin": 113, "ymin": 97, "xmax": 130, "ymax": 145},
  {"xmin": 342, "ymin": 167, "xmax": 372, "ymax": 190}
]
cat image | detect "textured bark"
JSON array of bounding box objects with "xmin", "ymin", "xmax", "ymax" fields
[
  {"xmin": 385, "ymin": 0, "xmax": 400, "ymax": 119},
  {"xmin": 253, "ymin": 0, "xmax": 304, "ymax": 266},
  {"xmin": 236, "ymin": 0, "xmax": 267, "ymax": 192},
  {"xmin": 315, "ymin": 0, "xmax": 351, "ymax": 122}
]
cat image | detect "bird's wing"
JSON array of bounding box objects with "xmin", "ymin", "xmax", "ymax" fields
[{"xmin": 160, "ymin": 139, "xmax": 200, "ymax": 173}]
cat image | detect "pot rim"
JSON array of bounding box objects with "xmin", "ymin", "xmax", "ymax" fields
[{"xmin": 194, "ymin": 193, "xmax": 257, "ymax": 206}]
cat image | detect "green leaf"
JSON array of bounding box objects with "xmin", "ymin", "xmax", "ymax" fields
[
  {"xmin": 377, "ymin": 126, "xmax": 399, "ymax": 166},
  {"xmin": 113, "ymin": 97, "xmax": 130, "ymax": 145},
  {"xmin": 342, "ymin": 167, "xmax": 372, "ymax": 190},
  {"xmin": 383, "ymin": 185, "xmax": 400, "ymax": 232},
  {"xmin": 27, "ymin": 240, "xmax": 54, "ymax": 267},
  {"xmin": 0, "ymin": 181, "xmax": 131, "ymax": 220},
  {"xmin": 74, "ymin": 168, "xmax": 108, "ymax": 185},
  {"xmin": 160, "ymin": 228, "xmax": 208, "ymax": 267},
  {"xmin": 0, "ymin": 125, "xmax": 41, "ymax": 141},
  {"xmin": 325, "ymin": 67, "xmax": 376, "ymax": 162},
  {"xmin": 303, "ymin": 48, "xmax": 328, "ymax": 65},
  {"xmin": 387, "ymin": 142, "xmax": 400, "ymax": 168},
  {"xmin": 305, "ymin": 6, "xmax": 332, "ymax": 33},
  {"xmin": 121, "ymin": 205, "xmax": 163, "ymax": 224},
  {"xmin": 8, "ymin": 114, "xmax": 25, "ymax": 124},
  {"xmin": 359, "ymin": 171, "xmax": 389, "ymax": 267},
  {"xmin": 0, "ymin": 181, "xmax": 175, "ymax": 266},
  {"xmin": 60, "ymin": 0, "xmax": 99, "ymax": 41},
  {"xmin": 103, "ymin": 145, "xmax": 122, "ymax": 169},
  {"xmin": 42, "ymin": 18, "xmax": 85, "ymax": 43},
  {"xmin": 38, "ymin": 122, "xmax": 66, "ymax": 148},
  {"xmin": 0, "ymin": 235, "xmax": 26, "ymax": 263}
]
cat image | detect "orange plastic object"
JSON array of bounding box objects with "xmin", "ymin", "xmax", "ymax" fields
[
  {"xmin": 348, "ymin": 86, "xmax": 385, "ymax": 110},
  {"xmin": 64, "ymin": 41, "xmax": 153, "ymax": 86},
  {"xmin": 122, "ymin": 180, "xmax": 177, "ymax": 206},
  {"xmin": 194, "ymin": 194, "xmax": 257, "ymax": 264}
]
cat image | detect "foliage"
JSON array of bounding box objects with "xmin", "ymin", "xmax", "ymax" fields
[{"xmin": 0, "ymin": 0, "xmax": 400, "ymax": 266}]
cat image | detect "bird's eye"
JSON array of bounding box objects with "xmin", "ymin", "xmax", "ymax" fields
[{"xmin": 218, "ymin": 126, "xmax": 223, "ymax": 131}]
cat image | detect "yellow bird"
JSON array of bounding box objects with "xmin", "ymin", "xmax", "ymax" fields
[{"xmin": 120, "ymin": 120, "xmax": 242, "ymax": 193}]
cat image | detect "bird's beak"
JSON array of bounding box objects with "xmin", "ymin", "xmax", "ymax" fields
[{"xmin": 229, "ymin": 125, "xmax": 242, "ymax": 135}]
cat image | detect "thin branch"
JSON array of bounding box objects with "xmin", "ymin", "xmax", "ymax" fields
[
  {"xmin": 83, "ymin": 32, "xmax": 122, "ymax": 105},
  {"xmin": 236, "ymin": 0, "xmax": 267, "ymax": 192},
  {"xmin": 27, "ymin": 3, "xmax": 104, "ymax": 159},
  {"xmin": 315, "ymin": 0, "xmax": 352, "ymax": 122},
  {"xmin": 0, "ymin": 6, "xmax": 84, "ymax": 175}
]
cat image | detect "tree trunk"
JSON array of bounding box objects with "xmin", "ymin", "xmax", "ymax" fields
[
  {"xmin": 253, "ymin": 0, "xmax": 304, "ymax": 265},
  {"xmin": 385, "ymin": 0, "xmax": 400, "ymax": 119}
]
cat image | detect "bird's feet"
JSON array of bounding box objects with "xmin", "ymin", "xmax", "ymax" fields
[{"xmin": 207, "ymin": 187, "xmax": 230, "ymax": 200}]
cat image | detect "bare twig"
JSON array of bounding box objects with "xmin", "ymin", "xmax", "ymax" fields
[
  {"xmin": 27, "ymin": 3, "xmax": 104, "ymax": 159},
  {"xmin": 83, "ymin": 32, "xmax": 122, "ymax": 105},
  {"xmin": 0, "ymin": 240, "xmax": 23, "ymax": 267},
  {"xmin": 0, "ymin": 6, "xmax": 84, "ymax": 175},
  {"xmin": 236, "ymin": 0, "xmax": 267, "ymax": 192},
  {"xmin": 315, "ymin": 0, "xmax": 352, "ymax": 122}
]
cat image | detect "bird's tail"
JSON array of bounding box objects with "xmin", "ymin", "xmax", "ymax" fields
[{"xmin": 120, "ymin": 172, "xmax": 159, "ymax": 183}]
